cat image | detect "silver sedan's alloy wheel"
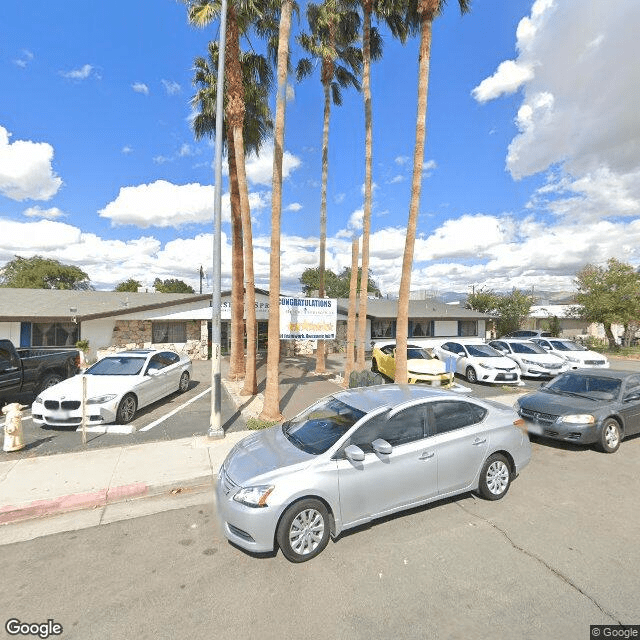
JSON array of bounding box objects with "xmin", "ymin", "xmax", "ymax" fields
[
  {"xmin": 289, "ymin": 508, "xmax": 325, "ymax": 556},
  {"xmin": 604, "ymin": 423, "xmax": 619, "ymax": 448},
  {"xmin": 485, "ymin": 460, "xmax": 509, "ymax": 495},
  {"xmin": 599, "ymin": 419, "xmax": 621, "ymax": 453}
]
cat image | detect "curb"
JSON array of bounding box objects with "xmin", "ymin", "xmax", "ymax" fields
[{"xmin": 0, "ymin": 473, "xmax": 216, "ymax": 526}]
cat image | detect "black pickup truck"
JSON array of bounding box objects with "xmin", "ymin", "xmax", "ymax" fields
[{"xmin": 0, "ymin": 339, "xmax": 80, "ymax": 405}]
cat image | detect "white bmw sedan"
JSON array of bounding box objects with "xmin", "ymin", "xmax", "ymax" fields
[{"xmin": 32, "ymin": 350, "xmax": 192, "ymax": 427}]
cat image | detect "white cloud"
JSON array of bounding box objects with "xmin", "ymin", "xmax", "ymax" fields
[
  {"xmin": 422, "ymin": 160, "xmax": 437, "ymax": 176},
  {"xmin": 13, "ymin": 50, "xmax": 34, "ymax": 68},
  {"xmin": 23, "ymin": 206, "xmax": 66, "ymax": 220},
  {"xmin": 132, "ymin": 82, "xmax": 149, "ymax": 95},
  {"xmin": 285, "ymin": 202, "xmax": 303, "ymax": 212},
  {"xmin": 472, "ymin": 60, "xmax": 535, "ymax": 103},
  {"xmin": 122, "ymin": 145, "xmax": 133, "ymax": 154},
  {"xmin": 161, "ymin": 79, "xmax": 181, "ymax": 95},
  {"xmin": 244, "ymin": 141, "xmax": 302, "ymax": 186},
  {"xmin": 60, "ymin": 64, "xmax": 95, "ymax": 80},
  {"xmin": 0, "ymin": 126, "xmax": 62, "ymax": 201}
]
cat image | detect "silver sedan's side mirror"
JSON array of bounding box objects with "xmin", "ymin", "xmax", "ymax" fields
[
  {"xmin": 372, "ymin": 438, "xmax": 392, "ymax": 455},
  {"xmin": 344, "ymin": 444, "xmax": 365, "ymax": 462}
]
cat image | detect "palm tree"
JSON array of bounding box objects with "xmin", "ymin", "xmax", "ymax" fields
[
  {"xmin": 192, "ymin": 43, "xmax": 273, "ymax": 382},
  {"xmin": 394, "ymin": 0, "xmax": 470, "ymax": 383},
  {"xmin": 344, "ymin": 235, "xmax": 359, "ymax": 386},
  {"xmin": 296, "ymin": 0, "xmax": 362, "ymax": 374},
  {"xmin": 260, "ymin": 0, "xmax": 295, "ymax": 421},
  {"xmin": 356, "ymin": 0, "xmax": 407, "ymax": 370},
  {"xmin": 187, "ymin": 0, "xmax": 275, "ymax": 396}
]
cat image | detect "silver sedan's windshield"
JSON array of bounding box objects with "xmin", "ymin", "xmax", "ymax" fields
[
  {"xmin": 86, "ymin": 357, "xmax": 145, "ymax": 376},
  {"xmin": 283, "ymin": 397, "xmax": 366, "ymax": 455}
]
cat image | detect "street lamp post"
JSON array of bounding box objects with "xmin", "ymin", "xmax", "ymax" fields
[{"xmin": 208, "ymin": 0, "xmax": 227, "ymax": 439}]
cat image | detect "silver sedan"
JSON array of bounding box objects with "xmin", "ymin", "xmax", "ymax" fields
[{"xmin": 216, "ymin": 385, "xmax": 531, "ymax": 562}]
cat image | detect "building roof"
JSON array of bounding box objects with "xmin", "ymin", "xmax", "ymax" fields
[
  {"xmin": 337, "ymin": 297, "xmax": 491, "ymax": 320},
  {"xmin": 0, "ymin": 288, "xmax": 212, "ymax": 322}
]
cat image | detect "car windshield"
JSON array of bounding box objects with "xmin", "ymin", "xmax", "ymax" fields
[
  {"xmin": 550, "ymin": 340, "xmax": 587, "ymax": 352},
  {"xmin": 86, "ymin": 356, "xmax": 145, "ymax": 376},
  {"xmin": 545, "ymin": 373, "xmax": 621, "ymax": 400},
  {"xmin": 511, "ymin": 342, "xmax": 546, "ymax": 354},
  {"xmin": 406, "ymin": 347, "xmax": 432, "ymax": 360},
  {"xmin": 467, "ymin": 345, "xmax": 501, "ymax": 357},
  {"xmin": 283, "ymin": 397, "xmax": 366, "ymax": 455}
]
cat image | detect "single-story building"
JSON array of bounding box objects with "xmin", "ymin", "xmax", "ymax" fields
[{"xmin": 0, "ymin": 288, "xmax": 492, "ymax": 361}]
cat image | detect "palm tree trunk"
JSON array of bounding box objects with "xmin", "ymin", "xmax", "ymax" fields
[
  {"xmin": 315, "ymin": 78, "xmax": 332, "ymax": 374},
  {"xmin": 356, "ymin": 0, "xmax": 373, "ymax": 371},
  {"xmin": 396, "ymin": 13, "xmax": 433, "ymax": 384},
  {"xmin": 227, "ymin": 134, "xmax": 245, "ymax": 380},
  {"xmin": 344, "ymin": 235, "xmax": 359, "ymax": 386},
  {"xmin": 261, "ymin": 0, "xmax": 293, "ymax": 421}
]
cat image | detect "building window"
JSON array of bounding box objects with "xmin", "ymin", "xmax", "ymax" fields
[
  {"xmin": 371, "ymin": 320, "xmax": 396, "ymax": 338},
  {"xmin": 409, "ymin": 319, "xmax": 433, "ymax": 337},
  {"xmin": 152, "ymin": 322, "xmax": 187, "ymax": 343},
  {"xmin": 458, "ymin": 320, "xmax": 477, "ymax": 337},
  {"xmin": 31, "ymin": 322, "xmax": 79, "ymax": 347}
]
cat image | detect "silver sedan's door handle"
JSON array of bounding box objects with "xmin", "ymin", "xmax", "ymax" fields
[
  {"xmin": 419, "ymin": 451, "xmax": 434, "ymax": 460},
  {"xmin": 472, "ymin": 438, "xmax": 487, "ymax": 446}
]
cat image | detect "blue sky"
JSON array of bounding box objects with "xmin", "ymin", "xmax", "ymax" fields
[{"xmin": 1, "ymin": 0, "xmax": 639, "ymax": 296}]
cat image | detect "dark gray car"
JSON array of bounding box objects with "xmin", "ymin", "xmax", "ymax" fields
[{"xmin": 515, "ymin": 369, "xmax": 640, "ymax": 453}]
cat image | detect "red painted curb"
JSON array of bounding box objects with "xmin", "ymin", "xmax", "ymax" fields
[{"xmin": 0, "ymin": 482, "xmax": 149, "ymax": 525}]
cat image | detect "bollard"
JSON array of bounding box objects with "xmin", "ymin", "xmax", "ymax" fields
[{"xmin": 2, "ymin": 402, "xmax": 27, "ymax": 452}]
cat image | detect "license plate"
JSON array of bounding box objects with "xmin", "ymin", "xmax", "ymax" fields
[
  {"xmin": 50, "ymin": 411, "xmax": 70, "ymax": 421},
  {"xmin": 504, "ymin": 373, "xmax": 516, "ymax": 380}
]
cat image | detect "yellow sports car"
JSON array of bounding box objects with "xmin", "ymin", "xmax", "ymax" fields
[{"xmin": 371, "ymin": 343, "xmax": 454, "ymax": 385}]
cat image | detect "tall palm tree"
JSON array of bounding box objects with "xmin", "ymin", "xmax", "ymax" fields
[
  {"xmin": 394, "ymin": 0, "xmax": 470, "ymax": 383},
  {"xmin": 344, "ymin": 235, "xmax": 359, "ymax": 386},
  {"xmin": 187, "ymin": 0, "xmax": 275, "ymax": 396},
  {"xmin": 296, "ymin": 0, "xmax": 362, "ymax": 374},
  {"xmin": 356, "ymin": 0, "xmax": 407, "ymax": 370},
  {"xmin": 261, "ymin": 0, "xmax": 295, "ymax": 421},
  {"xmin": 192, "ymin": 44, "xmax": 273, "ymax": 381}
]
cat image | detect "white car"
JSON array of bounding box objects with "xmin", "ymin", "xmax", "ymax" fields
[
  {"xmin": 488, "ymin": 340, "xmax": 569, "ymax": 378},
  {"xmin": 531, "ymin": 338, "xmax": 610, "ymax": 369},
  {"xmin": 433, "ymin": 341, "xmax": 520, "ymax": 384},
  {"xmin": 32, "ymin": 349, "xmax": 192, "ymax": 427}
]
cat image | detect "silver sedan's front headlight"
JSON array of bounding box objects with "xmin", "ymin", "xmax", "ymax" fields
[
  {"xmin": 86, "ymin": 394, "xmax": 117, "ymax": 405},
  {"xmin": 558, "ymin": 414, "xmax": 596, "ymax": 424},
  {"xmin": 233, "ymin": 485, "xmax": 274, "ymax": 508}
]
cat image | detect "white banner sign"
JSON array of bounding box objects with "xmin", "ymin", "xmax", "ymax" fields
[{"xmin": 279, "ymin": 297, "xmax": 337, "ymax": 340}]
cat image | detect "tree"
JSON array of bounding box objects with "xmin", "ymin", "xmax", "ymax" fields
[
  {"xmin": 395, "ymin": 0, "xmax": 470, "ymax": 384},
  {"xmin": 192, "ymin": 40, "xmax": 273, "ymax": 381},
  {"xmin": 299, "ymin": 266, "xmax": 381, "ymax": 298},
  {"xmin": 344, "ymin": 236, "xmax": 359, "ymax": 384},
  {"xmin": 0, "ymin": 256, "xmax": 91, "ymax": 290},
  {"xmin": 153, "ymin": 278, "xmax": 195, "ymax": 294},
  {"xmin": 356, "ymin": 0, "xmax": 407, "ymax": 370},
  {"xmin": 261, "ymin": 0, "xmax": 295, "ymax": 422},
  {"xmin": 187, "ymin": 0, "xmax": 276, "ymax": 396},
  {"xmin": 465, "ymin": 287, "xmax": 533, "ymax": 338},
  {"xmin": 296, "ymin": 0, "xmax": 362, "ymax": 374},
  {"xmin": 575, "ymin": 258, "xmax": 640, "ymax": 349},
  {"xmin": 114, "ymin": 278, "xmax": 142, "ymax": 292}
]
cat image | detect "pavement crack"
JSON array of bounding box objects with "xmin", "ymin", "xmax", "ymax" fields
[
  {"xmin": 99, "ymin": 449, "xmax": 125, "ymax": 525},
  {"xmin": 456, "ymin": 501, "xmax": 622, "ymax": 624}
]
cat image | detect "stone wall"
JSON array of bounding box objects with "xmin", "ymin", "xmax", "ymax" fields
[{"xmin": 97, "ymin": 320, "xmax": 208, "ymax": 360}]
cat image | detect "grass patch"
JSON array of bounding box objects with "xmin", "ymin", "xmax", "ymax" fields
[{"xmin": 246, "ymin": 416, "xmax": 278, "ymax": 430}]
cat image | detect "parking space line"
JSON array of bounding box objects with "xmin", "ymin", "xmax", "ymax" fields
[{"xmin": 138, "ymin": 386, "xmax": 212, "ymax": 432}]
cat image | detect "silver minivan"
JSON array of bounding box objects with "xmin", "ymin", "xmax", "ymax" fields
[{"xmin": 216, "ymin": 385, "xmax": 531, "ymax": 562}]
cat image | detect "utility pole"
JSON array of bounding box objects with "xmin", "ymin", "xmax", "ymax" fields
[
  {"xmin": 208, "ymin": 0, "xmax": 227, "ymax": 440},
  {"xmin": 199, "ymin": 265, "xmax": 204, "ymax": 294}
]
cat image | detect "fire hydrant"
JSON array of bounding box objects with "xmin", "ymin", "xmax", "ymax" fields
[{"xmin": 2, "ymin": 403, "xmax": 27, "ymax": 452}]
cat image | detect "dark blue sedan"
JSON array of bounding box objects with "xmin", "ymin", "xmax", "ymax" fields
[{"xmin": 515, "ymin": 369, "xmax": 640, "ymax": 453}]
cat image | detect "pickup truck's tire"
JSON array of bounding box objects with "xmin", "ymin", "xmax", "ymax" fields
[{"xmin": 38, "ymin": 373, "xmax": 63, "ymax": 393}]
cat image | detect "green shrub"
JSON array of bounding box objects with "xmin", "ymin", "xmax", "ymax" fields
[{"xmin": 246, "ymin": 416, "xmax": 278, "ymax": 430}]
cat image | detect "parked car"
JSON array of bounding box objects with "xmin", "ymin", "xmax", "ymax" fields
[
  {"xmin": 432, "ymin": 341, "xmax": 520, "ymax": 385},
  {"xmin": 32, "ymin": 349, "xmax": 192, "ymax": 427},
  {"xmin": 0, "ymin": 339, "xmax": 80, "ymax": 406},
  {"xmin": 515, "ymin": 369, "xmax": 640, "ymax": 453},
  {"xmin": 502, "ymin": 330, "xmax": 552, "ymax": 338},
  {"xmin": 488, "ymin": 339, "xmax": 569, "ymax": 378},
  {"xmin": 531, "ymin": 338, "xmax": 609, "ymax": 369},
  {"xmin": 371, "ymin": 343, "xmax": 452, "ymax": 385},
  {"xmin": 216, "ymin": 385, "xmax": 531, "ymax": 562}
]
